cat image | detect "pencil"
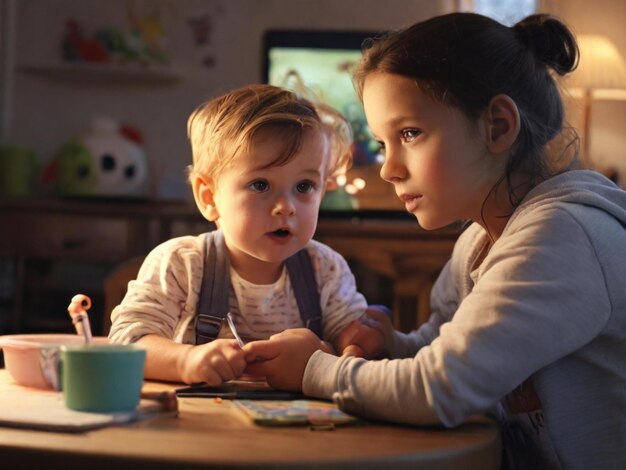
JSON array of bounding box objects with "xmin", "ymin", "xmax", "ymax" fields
[{"xmin": 226, "ymin": 312, "xmax": 245, "ymax": 348}]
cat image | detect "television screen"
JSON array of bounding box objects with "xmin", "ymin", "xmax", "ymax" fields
[{"xmin": 263, "ymin": 30, "xmax": 408, "ymax": 218}]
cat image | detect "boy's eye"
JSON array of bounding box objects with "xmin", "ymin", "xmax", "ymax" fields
[
  {"xmin": 296, "ymin": 180, "xmax": 316, "ymax": 194},
  {"xmin": 401, "ymin": 128, "xmax": 421, "ymax": 142},
  {"xmin": 375, "ymin": 140, "xmax": 386, "ymax": 154},
  {"xmin": 249, "ymin": 180, "xmax": 269, "ymax": 193}
]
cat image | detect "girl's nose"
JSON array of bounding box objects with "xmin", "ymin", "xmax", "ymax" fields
[
  {"xmin": 272, "ymin": 194, "xmax": 296, "ymax": 216},
  {"xmin": 379, "ymin": 148, "xmax": 407, "ymax": 183}
]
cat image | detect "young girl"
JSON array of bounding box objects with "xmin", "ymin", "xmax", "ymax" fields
[
  {"xmin": 244, "ymin": 13, "xmax": 626, "ymax": 468},
  {"xmin": 108, "ymin": 84, "xmax": 385, "ymax": 385}
]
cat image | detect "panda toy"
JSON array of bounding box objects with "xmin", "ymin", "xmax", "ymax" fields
[{"xmin": 43, "ymin": 118, "xmax": 149, "ymax": 198}]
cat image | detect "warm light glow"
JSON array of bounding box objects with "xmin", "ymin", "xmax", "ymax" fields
[
  {"xmin": 345, "ymin": 184, "xmax": 358, "ymax": 195},
  {"xmin": 562, "ymin": 34, "xmax": 626, "ymax": 165},
  {"xmin": 566, "ymin": 35, "xmax": 626, "ymax": 91},
  {"xmin": 336, "ymin": 174, "xmax": 347, "ymax": 186},
  {"xmin": 353, "ymin": 178, "xmax": 366, "ymax": 190}
]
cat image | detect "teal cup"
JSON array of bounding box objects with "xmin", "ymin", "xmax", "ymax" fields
[{"xmin": 61, "ymin": 344, "xmax": 146, "ymax": 413}]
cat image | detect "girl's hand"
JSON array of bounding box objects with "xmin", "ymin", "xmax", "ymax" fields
[
  {"xmin": 180, "ymin": 339, "xmax": 246, "ymax": 385},
  {"xmin": 335, "ymin": 307, "xmax": 394, "ymax": 358},
  {"xmin": 242, "ymin": 329, "xmax": 325, "ymax": 391}
]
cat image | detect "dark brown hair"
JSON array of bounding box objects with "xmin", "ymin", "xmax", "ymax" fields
[{"xmin": 355, "ymin": 13, "xmax": 579, "ymax": 206}]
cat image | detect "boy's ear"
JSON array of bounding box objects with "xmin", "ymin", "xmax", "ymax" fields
[
  {"xmin": 191, "ymin": 174, "xmax": 219, "ymax": 222},
  {"xmin": 483, "ymin": 94, "xmax": 520, "ymax": 155}
]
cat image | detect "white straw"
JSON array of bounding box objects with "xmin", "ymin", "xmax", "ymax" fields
[{"xmin": 67, "ymin": 294, "xmax": 93, "ymax": 344}]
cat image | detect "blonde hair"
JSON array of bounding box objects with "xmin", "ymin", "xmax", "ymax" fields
[
  {"xmin": 187, "ymin": 84, "xmax": 353, "ymax": 184},
  {"xmin": 316, "ymin": 101, "xmax": 353, "ymax": 181}
]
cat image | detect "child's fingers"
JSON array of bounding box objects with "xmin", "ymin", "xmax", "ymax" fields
[
  {"xmin": 222, "ymin": 338, "xmax": 242, "ymax": 348},
  {"xmin": 198, "ymin": 342, "xmax": 247, "ymax": 384},
  {"xmin": 223, "ymin": 347, "xmax": 247, "ymax": 377},
  {"xmin": 320, "ymin": 340, "xmax": 336, "ymax": 355},
  {"xmin": 341, "ymin": 322, "xmax": 386, "ymax": 359},
  {"xmin": 201, "ymin": 364, "xmax": 226, "ymax": 386},
  {"xmin": 268, "ymin": 327, "xmax": 313, "ymax": 341},
  {"xmin": 361, "ymin": 308, "xmax": 391, "ymax": 333},
  {"xmin": 341, "ymin": 344, "xmax": 366, "ymax": 358},
  {"xmin": 244, "ymin": 360, "xmax": 273, "ymax": 378},
  {"xmin": 242, "ymin": 339, "xmax": 281, "ymax": 363},
  {"xmin": 205, "ymin": 354, "xmax": 238, "ymax": 383},
  {"xmin": 359, "ymin": 314, "xmax": 383, "ymax": 329},
  {"xmin": 334, "ymin": 320, "xmax": 361, "ymax": 352}
]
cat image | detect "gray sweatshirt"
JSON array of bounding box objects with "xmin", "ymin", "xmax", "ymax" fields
[{"xmin": 304, "ymin": 170, "xmax": 626, "ymax": 469}]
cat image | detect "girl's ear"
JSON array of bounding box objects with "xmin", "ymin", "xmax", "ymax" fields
[
  {"xmin": 484, "ymin": 94, "xmax": 520, "ymax": 155},
  {"xmin": 191, "ymin": 174, "xmax": 219, "ymax": 222}
]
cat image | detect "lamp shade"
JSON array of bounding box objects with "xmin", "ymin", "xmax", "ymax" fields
[
  {"xmin": 563, "ymin": 34, "xmax": 626, "ymax": 168},
  {"xmin": 567, "ymin": 35, "xmax": 626, "ymax": 91}
]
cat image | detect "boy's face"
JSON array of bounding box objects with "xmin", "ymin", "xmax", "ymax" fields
[{"xmin": 197, "ymin": 128, "xmax": 328, "ymax": 279}]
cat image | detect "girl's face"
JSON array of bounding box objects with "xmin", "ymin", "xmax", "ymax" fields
[
  {"xmin": 209, "ymin": 128, "xmax": 328, "ymax": 281},
  {"xmin": 363, "ymin": 72, "xmax": 502, "ymax": 230}
]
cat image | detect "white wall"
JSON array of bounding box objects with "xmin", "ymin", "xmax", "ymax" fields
[{"xmin": 7, "ymin": 0, "xmax": 441, "ymax": 200}]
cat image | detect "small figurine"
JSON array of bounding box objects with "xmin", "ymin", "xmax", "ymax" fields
[
  {"xmin": 62, "ymin": 19, "xmax": 111, "ymax": 63},
  {"xmin": 67, "ymin": 294, "xmax": 93, "ymax": 343}
]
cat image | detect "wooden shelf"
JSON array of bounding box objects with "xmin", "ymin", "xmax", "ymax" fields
[{"xmin": 18, "ymin": 61, "xmax": 183, "ymax": 84}]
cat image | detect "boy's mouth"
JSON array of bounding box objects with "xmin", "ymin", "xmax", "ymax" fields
[{"xmin": 271, "ymin": 228, "xmax": 291, "ymax": 238}]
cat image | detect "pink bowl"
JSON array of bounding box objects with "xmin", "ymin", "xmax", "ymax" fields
[{"xmin": 0, "ymin": 334, "xmax": 109, "ymax": 389}]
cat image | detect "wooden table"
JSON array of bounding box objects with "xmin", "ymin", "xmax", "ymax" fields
[{"xmin": 0, "ymin": 370, "xmax": 500, "ymax": 469}]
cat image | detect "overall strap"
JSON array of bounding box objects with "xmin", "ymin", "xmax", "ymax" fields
[
  {"xmin": 286, "ymin": 249, "xmax": 322, "ymax": 338},
  {"xmin": 195, "ymin": 231, "xmax": 323, "ymax": 344},
  {"xmin": 195, "ymin": 230, "xmax": 230, "ymax": 345}
]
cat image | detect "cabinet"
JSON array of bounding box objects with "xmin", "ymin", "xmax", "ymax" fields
[
  {"xmin": 0, "ymin": 197, "xmax": 460, "ymax": 336},
  {"xmin": 0, "ymin": 197, "xmax": 212, "ymax": 335}
]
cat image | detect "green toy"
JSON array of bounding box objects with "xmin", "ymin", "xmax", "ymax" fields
[
  {"xmin": 53, "ymin": 140, "xmax": 97, "ymax": 196},
  {"xmin": 42, "ymin": 118, "xmax": 149, "ymax": 198}
]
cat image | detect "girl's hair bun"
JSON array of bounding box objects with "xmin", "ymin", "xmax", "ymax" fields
[{"xmin": 513, "ymin": 14, "xmax": 579, "ymax": 76}]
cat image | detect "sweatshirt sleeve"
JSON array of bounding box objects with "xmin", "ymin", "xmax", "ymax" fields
[
  {"xmin": 303, "ymin": 207, "xmax": 611, "ymax": 427},
  {"xmin": 108, "ymin": 236, "xmax": 204, "ymax": 344}
]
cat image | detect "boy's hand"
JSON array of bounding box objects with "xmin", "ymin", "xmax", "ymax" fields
[
  {"xmin": 180, "ymin": 339, "xmax": 246, "ymax": 385},
  {"xmin": 242, "ymin": 329, "xmax": 325, "ymax": 391},
  {"xmin": 335, "ymin": 307, "xmax": 394, "ymax": 359}
]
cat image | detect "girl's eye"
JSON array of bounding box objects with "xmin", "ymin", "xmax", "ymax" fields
[
  {"xmin": 401, "ymin": 128, "xmax": 421, "ymax": 142},
  {"xmin": 249, "ymin": 180, "xmax": 269, "ymax": 193},
  {"xmin": 296, "ymin": 180, "xmax": 316, "ymax": 194},
  {"xmin": 376, "ymin": 140, "xmax": 386, "ymax": 154}
]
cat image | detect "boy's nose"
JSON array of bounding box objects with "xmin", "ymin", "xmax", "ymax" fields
[
  {"xmin": 272, "ymin": 194, "xmax": 296, "ymax": 216},
  {"xmin": 379, "ymin": 148, "xmax": 407, "ymax": 183}
]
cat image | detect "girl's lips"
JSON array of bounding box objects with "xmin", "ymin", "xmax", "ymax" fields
[{"xmin": 399, "ymin": 194, "xmax": 422, "ymax": 213}]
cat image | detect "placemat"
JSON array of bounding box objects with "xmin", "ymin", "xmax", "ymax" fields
[{"xmin": 0, "ymin": 378, "xmax": 162, "ymax": 433}]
